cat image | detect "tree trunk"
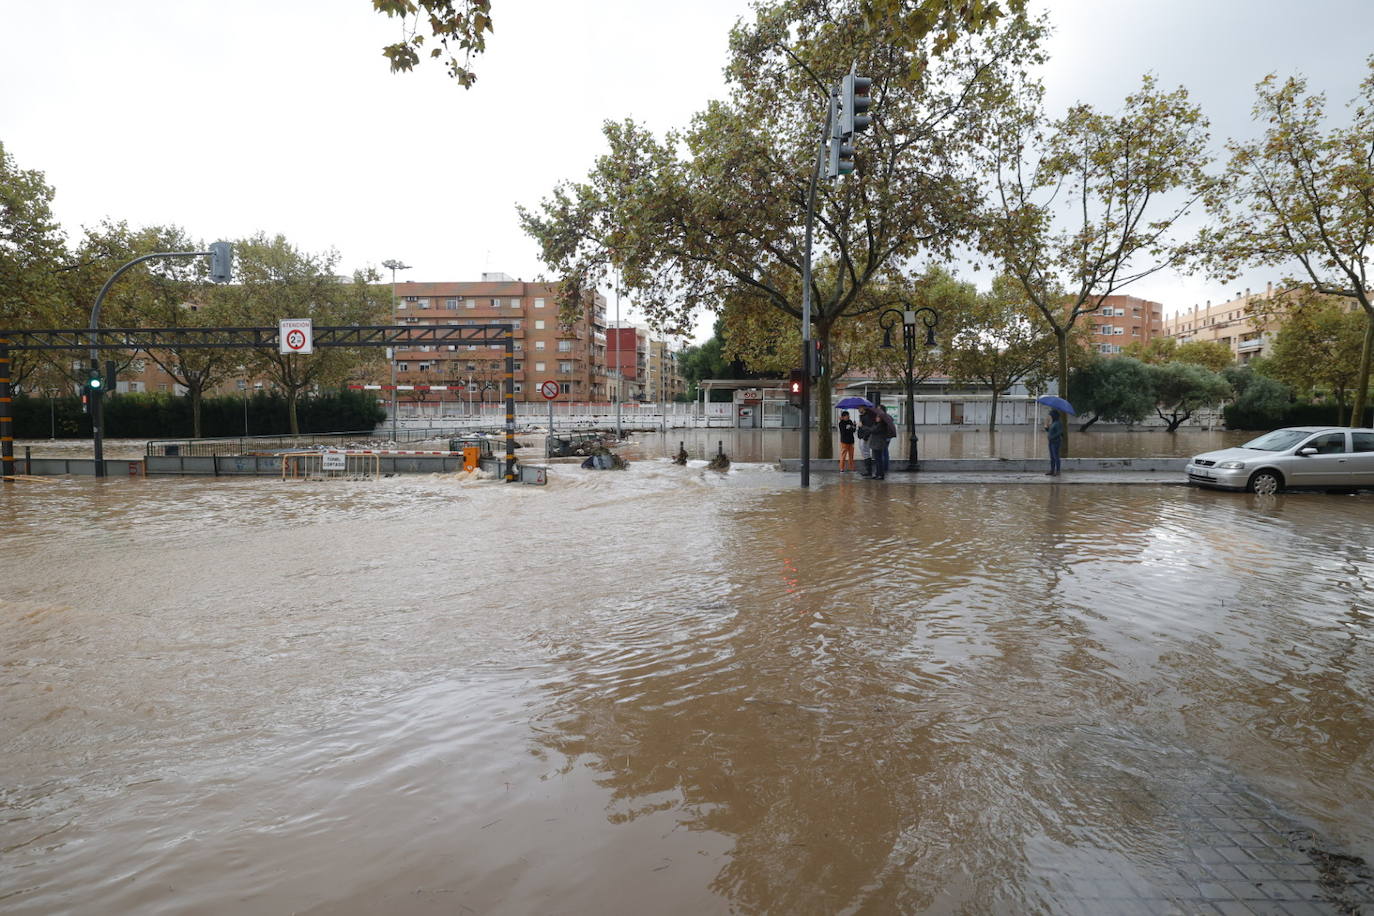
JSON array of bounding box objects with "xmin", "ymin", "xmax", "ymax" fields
[
  {"xmin": 190, "ymin": 385, "xmax": 204, "ymax": 438},
  {"xmin": 1351, "ymin": 315, "xmax": 1373, "ymax": 427},
  {"xmin": 1077, "ymin": 413, "xmax": 1100, "ymax": 432},
  {"xmin": 287, "ymin": 388, "xmax": 301, "ymax": 435},
  {"xmin": 1055, "ymin": 328, "xmax": 1070, "ymax": 457},
  {"xmin": 988, "ymin": 389, "xmax": 1000, "ymax": 433},
  {"xmin": 815, "ymin": 324, "xmax": 834, "ymax": 460}
]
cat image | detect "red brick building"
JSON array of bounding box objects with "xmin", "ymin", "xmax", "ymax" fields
[{"xmin": 389, "ymin": 275, "xmax": 608, "ymax": 403}]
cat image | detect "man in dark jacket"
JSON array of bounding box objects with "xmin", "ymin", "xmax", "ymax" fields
[
  {"xmin": 869, "ymin": 404, "xmax": 896, "ymax": 479},
  {"xmin": 857, "ymin": 407, "xmax": 877, "ymax": 477}
]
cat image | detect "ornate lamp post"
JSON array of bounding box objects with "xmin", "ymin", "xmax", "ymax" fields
[{"xmin": 878, "ymin": 306, "xmax": 939, "ymax": 471}]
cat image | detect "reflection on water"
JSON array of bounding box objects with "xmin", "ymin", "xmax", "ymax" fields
[{"xmin": 1, "ymin": 466, "xmax": 1371, "ymax": 913}]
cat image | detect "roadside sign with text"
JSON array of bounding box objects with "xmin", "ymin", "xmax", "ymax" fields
[
  {"xmin": 279, "ymin": 319, "xmax": 313, "ymax": 354},
  {"xmin": 321, "ymin": 449, "xmax": 346, "ymax": 471}
]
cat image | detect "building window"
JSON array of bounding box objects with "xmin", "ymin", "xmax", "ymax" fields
[
  {"xmin": 535, "ymin": 320, "xmax": 545, "ymax": 330},
  {"xmin": 560, "ymin": 383, "xmax": 571, "ymax": 394},
  {"xmin": 559, "ymin": 361, "xmax": 572, "ymax": 373},
  {"xmin": 466, "ymin": 299, "xmax": 476, "ymax": 309},
  {"xmin": 398, "ymin": 363, "xmax": 409, "ymax": 371},
  {"xmin": 557, "ymin": 340, "xmax": 571, "ymax": 352},
  {"xmin": 535, "ymin": 341, "xmax": 545, "ymax": 350},
  {"xmin": 445, "ymin": 299, "xmax": 458, "ymax": 309},
  {"xmin": 510, "ymin": 299, "xmax": 520, "ymax": 308},
  {"xmin": 535, "ymin": 361, "xmax": 546, "ymax": 371},
  {"xmin": 404, "ymin": 296, "xmax": 418, "ymax": 301},
  {"xmin": 397, "ymin": 301, "xmax": 407, "ymax": 310},
  {"xmin": 419, "ymin": 299, "xmax": 430, "ymax": 309},
  {"xmin": 419, "ymin": 363, "xmax": 431, "ymax": 371},
  {"xmin": 490, "ymin": 298, "xmax": 500, "ymax": 307},
  {"xmin": 513, "ymin": 382, "xmax": 522, "ymax": 393},
  {"xmin": 535, "ymin": 298, "xmax": 546, "ymax": 308},
  {"xmin": 513, "ymin": 361, "xmax": 522, "ymax": 371}
]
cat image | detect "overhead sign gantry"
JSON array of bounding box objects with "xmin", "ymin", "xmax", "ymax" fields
[{"xmin": 0, "ymin": 323, "xmax": 519, "ymax": 481}]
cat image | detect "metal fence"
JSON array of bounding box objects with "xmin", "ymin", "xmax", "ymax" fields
[{"xmin": 146, "ymin": 431, "xmax": 380, "ymax": 458}]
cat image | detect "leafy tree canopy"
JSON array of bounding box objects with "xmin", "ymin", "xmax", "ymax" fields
[
  {"xmin": 519, "ymin": 1, "xmax": 1040, "ymax": 455},
  {"xmin": 1149, "ymin": 361, "xmax": 1232, "ymax": 432},
  {"xmin": 372, "ymin": 0, "xmax": 1025, "ymax": 88},
  {"xmin": 1200, "ymin": 57, "xmax": 1374, "ymax": 423}
]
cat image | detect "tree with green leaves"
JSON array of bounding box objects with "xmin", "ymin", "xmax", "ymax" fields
[
  {"xmin": 944, "ymin": 275, "xmax": 1057, "ymax": 432},
  {"xmin": 57, "ymin": 221, "xmax": 245, "ymax": 437},
  {"xmin": 372, "ymin": 0, "xmax": 1025, "ymax": 88},
  {"xmin": 211, "ymin": 234, "xmax": 390, "ymax": 434},
  {"xmin": 1222, "ymin": 364, "xmax": 1292, "ymax": 430},
  {"xmin": 980, "ymin": 74, "xmax": 1212, "ymax": 454},
  {"xmin": 1149, "ymin": 361, "xmax": 1231, "ymax": 432},
  {"xmin": 1201, "ymin": 58, "xmax": 1374, "ymax": 425},
  {"xmin": 519, "ymin": 3, "xmax": 1039, "ymax": 457},
  {"xmin": 1068, "ymin": 356, "xmax": 1155, "ymax": 431},
  {"xmin": 0, "ymin": 141, "xmax": 67, "ymax": 393},
  {"xmin": 1265, "ymin": 298, "xmax": 1366, "ymax": 424},
  {"xmin": 1122, "ymin": 336, "xmax": 1232, "ymax": 371}
]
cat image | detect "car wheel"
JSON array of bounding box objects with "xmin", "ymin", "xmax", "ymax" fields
[{"xmin": 1249, "ymin": 469, "xmax": 1282, "ymax": 495}]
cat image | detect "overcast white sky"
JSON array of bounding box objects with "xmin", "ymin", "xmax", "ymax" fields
[{"xmin": 2, "ymin": 0, "xmax": 1371, "ymax": 342}]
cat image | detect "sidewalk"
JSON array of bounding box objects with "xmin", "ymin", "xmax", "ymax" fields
[{"xmin": 778, "ymin": 457, "xmax": 1189, "ymax": 485}]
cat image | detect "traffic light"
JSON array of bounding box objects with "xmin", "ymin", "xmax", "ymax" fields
[
  {"xmin": 105, "ymin": 359, "xmax": 117, "ymax": 391},
  {"xmin": 788, "ymin": 368, "xmax": 805, "ymax": 407},
  {"xmin": 841, "ymin": 73, "xmax": 873, "ymax": 137},
  {"xmin": 87, "ymin": 366, "xmax": 104, "ymax": 391},
  {"xmin": 209, "ymin": 241, "xmax": 233, "ymax": 283},
  {"xmin": 829, "ymin": 137, "xmax": 856, "ymax": 177}
]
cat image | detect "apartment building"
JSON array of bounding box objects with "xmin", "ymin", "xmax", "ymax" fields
[
  {"xmin": 606, "ymin": 324, "xmax": 647, "ymax": 400},
  {"xmin": 1087, "ymin": 294, "xmax": 1166, "ymax": 355},
  {"xmin": 1156, "ymin": 283, "xmax": 1356, "ymax": 363},
  {"xmin": 648, "ymin": 338, "xmax": 686, "ymax": 402},
  {"xmin": 390, "ymin": 274, "xmax": 607, "ymax": 402}
]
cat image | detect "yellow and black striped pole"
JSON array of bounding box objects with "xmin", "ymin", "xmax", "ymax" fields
[
  {"xmin": 1, "ymin": 337, "xmax": 14, "ymax": 481},
  {"xmin": 504, "ymin": 327, "xmax": 516, "ymax": 481}
]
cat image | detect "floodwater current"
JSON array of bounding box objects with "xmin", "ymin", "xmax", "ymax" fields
[{"xmin": 1, "ymin": 457, "xmax": 1371, "ymax": 913}]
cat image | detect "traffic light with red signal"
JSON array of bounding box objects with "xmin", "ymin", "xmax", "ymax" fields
[{"xmin": 788, "ymin": 368, "xmax": 805, "ymax": 407}]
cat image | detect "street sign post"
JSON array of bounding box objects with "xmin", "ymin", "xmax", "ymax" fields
[
  {"xmin": 279, "ymin": 319, "xmax": 314, "ymax": 354},
  {"xmin": 541, "ymin": 379, "xmax": 559, "ymax": 436}
]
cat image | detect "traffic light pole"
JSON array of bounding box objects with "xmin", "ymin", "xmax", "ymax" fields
[
  {"xmin": 87, "ymin": 248, "xmax": 227, "ymax": 477},
  {"xmin": 799, "ymin": 90, "xmax": 839, "ymax": 489}
]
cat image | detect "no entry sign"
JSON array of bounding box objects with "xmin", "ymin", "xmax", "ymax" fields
[
  {"xmin": 540, "ymin": 379, "xmax": 559, "ymax": 400},
  {"xmin": 279, "ymin": 319, "xmax": 314, "ymax": 354}
]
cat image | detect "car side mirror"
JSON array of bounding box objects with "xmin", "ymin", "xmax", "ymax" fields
[{"xmin": 1298, "ymin": 447, "xmax": 1317, "ymax": 456}]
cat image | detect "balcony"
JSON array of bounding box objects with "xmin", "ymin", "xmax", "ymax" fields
[{"xmin": 1238, "ymin": 338, "xmax": 1264, "ymax": 352}]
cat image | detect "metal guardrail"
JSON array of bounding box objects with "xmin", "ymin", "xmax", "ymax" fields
[{"xmin": 146, "ymin": 431, "xmax": 379, "ymax": 458}]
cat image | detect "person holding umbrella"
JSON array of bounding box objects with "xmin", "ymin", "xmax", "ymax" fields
[
  {"xmin": 869, "ymin": 402, "xmax": 897, "ymax": 480},
  {"xmin": 1044, "ymin": 409, "xmax": 1063, "ymax": 476},
  {"xmin": 1036, "ymin": 395, "xmax": 1074, "ymax": 477}
]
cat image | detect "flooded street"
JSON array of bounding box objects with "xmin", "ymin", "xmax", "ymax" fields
[{"xmin": 2, "ymin": 463, "xmax": 1372, "ymax": 913}]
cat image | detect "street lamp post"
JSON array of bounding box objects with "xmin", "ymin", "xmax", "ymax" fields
[
  {"xmin": 878, "ymin": 306, "xmax": 939, "ymax": 471},
  {"xmin": 381, "ymin": 259, "xmax": 411, "ymax": 440}
]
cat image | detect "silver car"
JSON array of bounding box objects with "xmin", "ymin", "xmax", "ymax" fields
[{"xmin": 1187, "ymin": 426, "xmax": 1374, "ymax": 494}]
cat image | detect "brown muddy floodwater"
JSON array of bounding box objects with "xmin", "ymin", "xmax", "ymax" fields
[{"xmin": 1, "ymin": 461, "xmax": 1372, "ymax": 914}]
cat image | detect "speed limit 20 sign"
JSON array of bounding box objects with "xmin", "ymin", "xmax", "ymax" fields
[
  {"xmin": 539, "ymin": 379, "xmax": 560, "ymax": 400},
  {"xmin": 279, "ymin": 319, "xmax": 314, "ymax": 354}
]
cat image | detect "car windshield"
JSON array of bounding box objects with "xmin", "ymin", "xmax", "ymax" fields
[{"xmin": 1242, "ymin": 429, "xmax": 1311, "ymax": 451}]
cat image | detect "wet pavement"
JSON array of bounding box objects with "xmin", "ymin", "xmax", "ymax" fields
[{"xmin": 2, "ymin": 460, "xmax": 1371, "ymax": 914}]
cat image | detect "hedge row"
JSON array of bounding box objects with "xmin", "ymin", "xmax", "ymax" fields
[
  {"xmin": 1224, "ymin": 399, "xmax": 1374, "ymax": 431},
  {"xmin": 7, "ymin": 390, "xmax": 386, "ymax": 440}
]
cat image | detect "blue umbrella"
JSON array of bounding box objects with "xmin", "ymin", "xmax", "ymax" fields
[
  {"xmin": 835, "ymin": 396, "xmax": 874, "ymax": 409},
  {"xmin": 1037, "ymin": 395, "xmax": 1076, "ymax": 416}
]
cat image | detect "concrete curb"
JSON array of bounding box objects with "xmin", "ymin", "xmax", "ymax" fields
[{"xmin": 778, "ymin": 457, "xmax": 1188, "ymax": 473}]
